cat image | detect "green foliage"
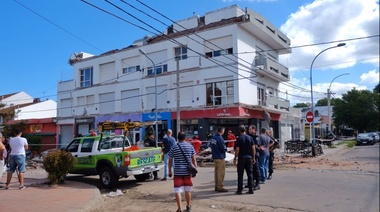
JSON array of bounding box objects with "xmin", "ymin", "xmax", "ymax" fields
[
  {"xmin": 293, "ymin": 103, "xmax": 309, "ymax": 108},
  {"xmin": 2, "ymin": 122, "xmax": 27, "ymax": 138},
  {"xmin": 43, "ymin": 149, "xmax": 74, "ymax": 185},
  {"xmin": 24, "ymin": 135, "xmax": 42, "ymax": 153},
  {"xmin": 334, "ymin": 88, "xmax": 379, "ymax": 132},
  {"xmin": 316, "ymin": 98, "xmax": 338, "ymax": 106},
  {"xmin": 374, "ymin": 83, "xmax": 379, "ymax": 94},
  {"xmin": 337, "ymin": 140, "xmax": 356, "ymax": 148}
]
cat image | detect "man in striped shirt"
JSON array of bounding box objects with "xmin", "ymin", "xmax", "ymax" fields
[{"xmin": 168, "ymin": 132, "xmax": 197, "ymax": 212}]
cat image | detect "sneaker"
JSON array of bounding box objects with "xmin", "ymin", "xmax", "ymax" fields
[
  {"xmin": 254, "ymin": 185, "xmax": 261, "ymax": 190},
  {"xmin": 235, "ymin": 191, "xmax": 243, "ymax": 195},
  {"xmin": 19, "ymin": 186, "xmax": 27, "ymax": 190},
  {"xmin": 160, "ymin": 178, "xmax": 167, "ymax": 181},
  {"xmin": 184, "ymin": 205, "xmax": 191, "ymax": 212},
  {"xmin": 4, "ymin": 186, "xmax": 10, "ymax": 190},
  {"xmin": 246, "ymin": 190, "xmax": 254, "ymax": 194},
  {"xmin": 216, "ymin": 188, "xmax": 228, "ymax": 192},
  {"xmin": 259, "ymin": 181, "xmax": 266, "ymax": 184},
  {"xmin": 267, "ymin": 175, "xmax": 272, "ymax": 180}
]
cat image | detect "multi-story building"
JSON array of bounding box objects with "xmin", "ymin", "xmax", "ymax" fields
[{"xmin": 57, "ymin": 4, "xmax": 291, "ymax": 146}]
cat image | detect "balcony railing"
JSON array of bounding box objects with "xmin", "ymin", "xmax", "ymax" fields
[
  {"xmin": 266, "ymin": 95, "xmax": 290, "ymax": 111},
  {"xmin": 255, "ymin": 55, "xmax": 289, "ymax": 82}
]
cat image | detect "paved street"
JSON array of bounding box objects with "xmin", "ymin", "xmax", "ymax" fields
[{"xmin": 1, "ymin": 143, "xmax": 378, "ymax": 212}]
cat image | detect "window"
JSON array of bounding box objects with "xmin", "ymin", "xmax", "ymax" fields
[
  {"xmin": 66, "ymin": 139, "xmax": 80, "ymax": 153},
  {"xmin": 205, "ymin": 48, "xmax": 233, "ymax": 58},
  {"xmin": 80, "ymin": 138, "xmax": 94, "ymax": 153},
  {"xmin": 147, "ymin": 64, "xmax": 168, "ymax": 76},
  {"xmin": 123, "ymin": 65, "xmax": 140, "ymax": 74},
  {"xmin": 80, "ymin": 67, "xmax": 93, "ymax": 88},
  {"xmin": 257, "ymin": 87, "xmax": 265, "ymax": 106},
  {"xmin": 206, "ymin": 80, "xmax": 234, "ymax": 106},
  {"xmin": 175, "ymin": 46, "xmax": 188, "ymax": 60}
]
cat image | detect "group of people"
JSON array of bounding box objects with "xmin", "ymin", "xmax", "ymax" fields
[
  {"xmin": 153, "ymin": 125, "xmax": 279, "ymax": 211},
  {"xmin": 0, "ymin": 129, "xmax": 29, "ymax": 190},
  {"xmin": 208, "ymin": 125, "xmax": 279, "ymax": 195}
]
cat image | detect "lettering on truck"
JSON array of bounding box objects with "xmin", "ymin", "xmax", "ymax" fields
[{"xmin": 137, "ymin": 156, "xmax": 155, "ymax": 165}]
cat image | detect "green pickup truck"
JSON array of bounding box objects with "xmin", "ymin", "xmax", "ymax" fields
[{"xmin": 65, "ymin": 122, "xmax": 164, "ymax": 188}]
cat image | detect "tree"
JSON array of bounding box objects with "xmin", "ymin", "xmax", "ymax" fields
[
  {"xmin": 374, "ymin": 83, "xmax": 379, "ymax": 94},
  {"xmin": 293, "ymin": 103, "xmax": 309, "ymax": 108},
  {"xmin": 316, "ymin": 98, "xmax": 338, "ymax": 106},
  {"xmin": 333, "ymin": 88, "xmax": 379, "ymax": 132}
]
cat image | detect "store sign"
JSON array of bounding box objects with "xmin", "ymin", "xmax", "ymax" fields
[
  {"xmin": 75, "ymin": 117, "xmax": 95, "ymax": 124},
  {"xmin": 216, "ymin": 109, "xmax": 231, "ymax": 117}
]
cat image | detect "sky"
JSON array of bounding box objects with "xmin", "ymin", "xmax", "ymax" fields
[{"xmin": 0, "ymin": 0, "xmax": 379, "ymax": 106}]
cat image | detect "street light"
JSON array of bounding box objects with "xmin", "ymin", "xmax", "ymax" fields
[
  {"xmin": 139, "ymin": 49, "xmax": 158, "ymax": 147},
  {"xmin": 327, "ymin": 73, "xmax": 349, "ymax": 134},
  {"xmin": 310, "ymin": 43, "xmax": 346, "ymax": 145}
]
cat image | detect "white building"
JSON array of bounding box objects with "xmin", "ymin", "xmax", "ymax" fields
[{"xmin": 57, "ymin": 5, "xmax": 292, "ymax": 146}]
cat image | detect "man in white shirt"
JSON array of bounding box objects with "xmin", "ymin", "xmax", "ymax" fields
[{"xmin": 4, "ymin": 129, "xmax": 28, "ymax": 190}]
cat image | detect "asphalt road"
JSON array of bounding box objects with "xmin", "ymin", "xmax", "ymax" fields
[{"xmin": 67, "ymin": 143, "xmax": 380, "ymax": 212}]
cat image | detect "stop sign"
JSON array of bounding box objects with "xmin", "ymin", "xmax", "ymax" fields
[{"xmin": 306, "ymin": 111, "xmax": 314, "ymax": 123}]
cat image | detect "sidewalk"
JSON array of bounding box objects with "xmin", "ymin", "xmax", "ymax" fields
[{"xmin": 0, "ymin": 168, "xmax": 101, "ymax": 212}]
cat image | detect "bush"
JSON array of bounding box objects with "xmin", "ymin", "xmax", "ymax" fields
[{"xmin": 43, "ymin": 149, "xmax": 74, "ymax": 185}]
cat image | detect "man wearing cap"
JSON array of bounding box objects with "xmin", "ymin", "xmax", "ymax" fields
[{"xmin": 209, "ymin": 127, "xmax": 228, "ymax": 192}]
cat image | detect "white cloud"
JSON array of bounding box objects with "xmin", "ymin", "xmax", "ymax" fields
[
  {"xmin": 280, "ymin": 0, "xmax": 379, "ymax": 72},
  {"xmin": 360, "ymin": 69, "xmax": 380, "ymax": 84}
]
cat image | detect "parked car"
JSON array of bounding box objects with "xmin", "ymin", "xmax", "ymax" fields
[
  {"xmin": 356, "ymin": 133, "xmax": 375, "ymax": 145},
  {"xmin": 369, "ymin": 132, "xmax": 380, "ymax": 142}
]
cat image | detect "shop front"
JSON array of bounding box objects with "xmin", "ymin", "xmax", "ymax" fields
[
  {"xmin": 142, "ymin": 111, "xmax": 172, "ymax": 143},
  {"xmin": 96, "ymin": 114, "xmax": 142, "ymax": 144},
  {"xmin": 75, "ymin": 117, "xmax": 95, "ymax": 137},
  {"xmin": 172, "ymin": 106, "xmax": 281, "ymax": 141}
]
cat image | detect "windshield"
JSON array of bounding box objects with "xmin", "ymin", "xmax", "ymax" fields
[{"xmin": 99, "ymin": 136, "xmax": 131, "ymax": 150}]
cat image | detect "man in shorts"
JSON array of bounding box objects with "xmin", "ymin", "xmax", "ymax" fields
[
  {"xmin": 5, "ymin": 129, "xmax": 28, "ymax": 190},
  {"xmin": 168, "ymin": 131, "xmax": 197, "ymax": 212}
]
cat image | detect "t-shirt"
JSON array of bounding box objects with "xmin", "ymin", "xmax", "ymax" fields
[
  {"xmin": 10, "ymin": 136, "xmax": 28, "ymax": 156},
  {"xmin": 209, "ymin": 133, "xmax": 227, "ymax": 159},
  {"xmin": 235, "ymin": 133, "xmax": 254, "ymax": 159},
  {"xmin": 168, "ymin": 142, "xmax": 196, "ymax": 176},
  {"xmin": 191, "ymin": 139, "xmax": 202, "ymax": 154},
  {"xmin": 162, "ymin": 136, "xmax": 176, "ymax": 154}
]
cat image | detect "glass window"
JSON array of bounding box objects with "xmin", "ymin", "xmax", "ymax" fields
[
  {"xmin": 80, "ymin": 67, "xmax": 93, "ymax": 88},
  {"xmin": 175, "ymin": 46, "xmax": 188, "ymax": 60},
  {"xmin": 123, "ymin": 65, "xmax": 140, "ymax": 74},
  {"xmin": 206, "ymin": 80, "xmax": 234, "ymax": 106},
  {"xmin": 205, "ymin": 48, "xmax": 233, "ymax": 58},
  {"xmin": 80, "ymin": 138, "xmax": 94, "ymax": 153},
  {"xmin": 66, "ymin": 139, "xmax": 80, "ymax": 153},
  {"xmin": 147, "ymin": 64, "xmax": 167, "ymax": 76}
]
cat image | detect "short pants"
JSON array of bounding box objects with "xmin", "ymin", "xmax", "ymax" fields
[
  {"xmin": 9, "ymin": 155, "xmax": 26, "ymax": 173},
  {"xmin": 173, "ymin": 175, "xmax": 193, "ymax": 193}
]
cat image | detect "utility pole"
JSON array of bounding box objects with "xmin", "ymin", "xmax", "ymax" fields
[{"xmin": 176, "ymin": 57, "xmax": 180, "ymax": 137}]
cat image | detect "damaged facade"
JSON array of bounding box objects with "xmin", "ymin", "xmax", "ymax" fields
[{"xmin": 57, "ymin": 4, "xmax": 296, "ymax": 147}]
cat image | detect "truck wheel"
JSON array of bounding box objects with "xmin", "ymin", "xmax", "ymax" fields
[
  {"xmin": 134, "ymin": 173, "xmax": 149, "ymax": 182},
  {"xmin": 99, "ymin": 166, "xmax": 119, "ymax": 189}
]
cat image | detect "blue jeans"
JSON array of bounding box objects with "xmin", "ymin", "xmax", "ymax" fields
[
  {"xmin": 258, "ymin": 150, "xmax": 269, "ymax": 182},
  {"xmin": 163, "ymin": 153, "xmax": 170, "ymax": 179}
]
